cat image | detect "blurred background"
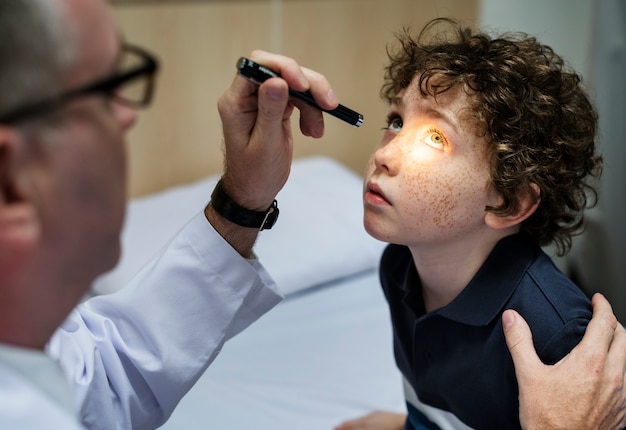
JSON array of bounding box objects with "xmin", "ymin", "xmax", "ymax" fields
[{"xmin": 110, "ymin": 0, "xmax": 625, "ymax": 320}]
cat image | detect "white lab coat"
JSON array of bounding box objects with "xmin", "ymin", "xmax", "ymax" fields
[
  {"xmin": 0, "ymin": 343, "xmax": 82, "ymax": 429},
  {"xmin": 0, "ymin": 212, "xmax": 282, "ymax": 429}
]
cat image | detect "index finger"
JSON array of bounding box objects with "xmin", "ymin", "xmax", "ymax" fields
[
  {"xmin": 248, "ymin": 50, "xmax": 338, "ymax": 110},
  {"xmin": 606, "ymin": 322, "xmax": 626, "ymax": 371},
  {"xmin": 576, "ymin": 293, "xmax": 619, "ymax": 356}
]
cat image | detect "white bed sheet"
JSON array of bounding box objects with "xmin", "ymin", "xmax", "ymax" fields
[
  {"xmin": 93, "ymin": 156, "xmax": 387, "ymax": 297},
  {"xmin": 159, "ymin": 269, "xmax": 406, "ymax": 430}
]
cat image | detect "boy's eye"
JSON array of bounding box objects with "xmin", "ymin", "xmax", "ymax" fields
[
  {"xmin": 423, "ymin": 128, "xmax": 447, "ymax": 149},
  {"xmin": 385, "ymin": 115, "xmax": 403, "ymax": 132}
]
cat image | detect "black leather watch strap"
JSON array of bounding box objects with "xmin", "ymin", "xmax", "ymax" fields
[{"xmin": 209, "ymin": 179, "xmax": 279, "ymax": 230}]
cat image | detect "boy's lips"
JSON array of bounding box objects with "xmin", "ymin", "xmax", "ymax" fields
[{"xmin": 365, "ymin": 182, "xmax": 391, "ymax": 205}]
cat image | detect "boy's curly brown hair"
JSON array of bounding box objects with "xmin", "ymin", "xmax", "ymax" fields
[{"xmin": 381, "ymin": 18, "xmax": 602, "ymax": 255}]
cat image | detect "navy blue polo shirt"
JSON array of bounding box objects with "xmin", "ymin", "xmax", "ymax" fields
[{"xmin": 380, "ymin": 233, "xmax": 591, "ymax": 429}]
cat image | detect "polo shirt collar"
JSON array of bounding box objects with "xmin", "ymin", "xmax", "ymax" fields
[{"xmin": 433, "ymin": 233, "xmax": 538, "ymax": 327}]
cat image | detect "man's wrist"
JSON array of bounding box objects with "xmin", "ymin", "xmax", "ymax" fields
[{"xmin": 209, "ymin": 179, "xmax": 279, "ymax": 230}]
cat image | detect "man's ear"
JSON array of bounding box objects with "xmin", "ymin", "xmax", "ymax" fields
[
  {"xmin": 485, "ymin": 183, "xmax": 540, "ymax": 230},
  {"xmin": 0, "ymin": 126, "xmax": 39, "ymax": 249}
]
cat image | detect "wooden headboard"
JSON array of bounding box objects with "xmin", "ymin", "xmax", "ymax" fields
[{"xmin": 112, "ymin": 0, "xmax": 477, "ymax": 197}]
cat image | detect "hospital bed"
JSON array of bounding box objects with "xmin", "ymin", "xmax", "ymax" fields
[{"xmin": 92, "ymin": 156, "xmax": 406, "ymax": 429}]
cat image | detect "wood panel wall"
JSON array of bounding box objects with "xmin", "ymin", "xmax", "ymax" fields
[{"xmin": 112, "ymin": 0, "xmax": 477, "ymax": 197}]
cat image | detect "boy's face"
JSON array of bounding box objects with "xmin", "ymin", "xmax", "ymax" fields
[{"xmin": 362, "ymin": 80, "xmax": 501, "ymax": 248}]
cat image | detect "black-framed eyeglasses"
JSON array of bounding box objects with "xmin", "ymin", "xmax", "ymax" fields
[{"xmin": 0, "ymin": 43, "xmax": 159, "ymax": 124}]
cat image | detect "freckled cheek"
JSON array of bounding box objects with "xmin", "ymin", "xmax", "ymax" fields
[{"xmin": 398, "ymin": 164, "xmax": 487, "ymax": 230}]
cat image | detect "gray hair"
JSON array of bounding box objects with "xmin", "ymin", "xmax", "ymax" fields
[{"xmin": 0, "ymin": 0, "xmax": 77, "ymax": 120}]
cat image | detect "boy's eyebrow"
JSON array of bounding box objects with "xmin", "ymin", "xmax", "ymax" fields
[
  {"xmin": 390, "ymin": 96, "xmax": 403, "ymax": 106},
  {"xmin": 424, "ymin": 107, "xmax": 461, "ymax": 134},
  {"xmin": 392, "ymin": 94, "xmax": 462, "ymax": 134}
]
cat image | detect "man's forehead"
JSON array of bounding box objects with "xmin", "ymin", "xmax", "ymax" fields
[
  {"xmin": 60, "ymin": 0, "xmax": 121, "ymax": 75},
  {"xmin": 61, "ymin": 0, "xmax": 117, "ymax": 42}
]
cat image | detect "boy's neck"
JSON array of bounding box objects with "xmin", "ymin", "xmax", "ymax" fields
[{"xmin": 409, "ymin": 230, "xmax": 514, "ymax": 313}]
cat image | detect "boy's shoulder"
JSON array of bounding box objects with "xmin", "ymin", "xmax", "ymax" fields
[{"xmin": 510, "ymin": 245, "xmax": 592, "ymax": 364}]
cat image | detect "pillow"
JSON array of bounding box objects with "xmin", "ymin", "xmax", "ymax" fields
[{"xmin": 91, "ymin": 156, "xmax": 386, "ymax": 296}]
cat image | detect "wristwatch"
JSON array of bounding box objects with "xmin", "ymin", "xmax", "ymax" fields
[{"xmin": 209, "ymin": 179, "xmax": 279, "ymax": 230}]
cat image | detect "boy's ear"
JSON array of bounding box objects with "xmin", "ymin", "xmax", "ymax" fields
[
  {"xmin": 485, "ymin": 183, "xmax": 540, "ymax": 230},
  {"xmin": 0, "ymin": 126, "xmax": 40, "ymax": 248}
]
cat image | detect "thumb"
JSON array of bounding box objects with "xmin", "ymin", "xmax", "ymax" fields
[
  {"xmin": 502, "ymin": 309, "xmax": 544, "ymax": 382},
  {"xmin": 253, "ymin": 79, "xmax": 291, "ymax": 142}
]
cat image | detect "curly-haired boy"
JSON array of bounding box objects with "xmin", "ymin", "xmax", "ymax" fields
[{"xmin": 362, "ymin": 18, "xmax": 602, "ymax": 429}]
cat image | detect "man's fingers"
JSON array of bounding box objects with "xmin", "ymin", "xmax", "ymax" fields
[
  {"xmin": 611, "ymin": 324, "xmax": 626, "ymax": 369},
  {"xmin": 248, "ymin": 78, "xmax": 291, "ymax": 146},
  {"xmin": 604, "ymin": 319, "xmax": 626, "ymax": 382},
  {"xmin": 502, "ymin": 309, "xmax": 544, "ymax": 381},
  {"xmin": 300, "ymin": 66, "xmax": 339, "ymax": 110},
  {"xmin": 575, "ymin": 293, "xmax": 619, "ymax": 357},
  {"xmin": 248, "ymin": 51, "xmax": 338, "ymax": 110},
  {"xmin": 248, "ymin": 49, "xmax": 310, "ymax": 92},
  {"xmin": 290, "ymin": 101, "xmax": 324, "ymax": 138},
  {"xmin": 246, "ymin": 51, "xmax": 336, "ymax": 138}
]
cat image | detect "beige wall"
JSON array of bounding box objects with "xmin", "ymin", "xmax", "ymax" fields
[{"xmin": 112, "ymin": 0, "xmax": 477, "ymax": 197}]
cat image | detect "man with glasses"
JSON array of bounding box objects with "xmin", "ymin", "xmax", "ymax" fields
[
  {"xmin": 0, "ymin": 0, "xmax": 294, "ymax": 428},
  {"xmin": 0, "ymin": 0, "xmax": 624, "ymax": 429}
]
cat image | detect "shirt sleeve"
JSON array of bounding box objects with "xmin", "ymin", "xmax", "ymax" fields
[{"xmin": 45, "ymin": 211, "xmax": 283, "ymax": 430}]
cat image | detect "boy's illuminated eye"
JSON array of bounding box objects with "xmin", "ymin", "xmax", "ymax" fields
[{"xmin": 423, "ymin": 127, "xmax": 447, "ymax": 149}]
